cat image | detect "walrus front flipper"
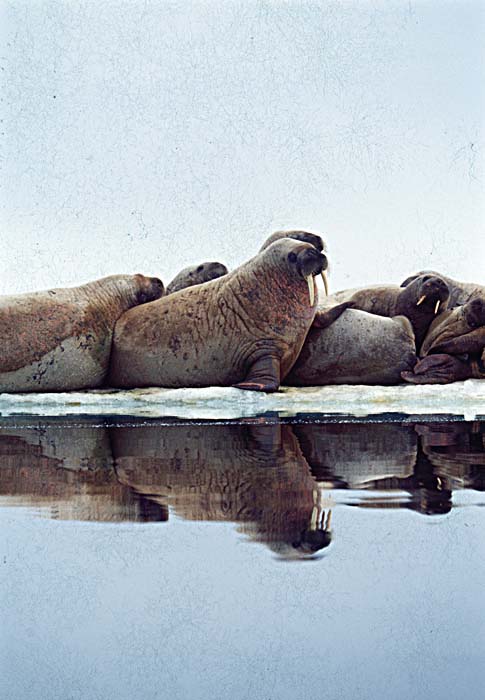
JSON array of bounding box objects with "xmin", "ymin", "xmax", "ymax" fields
[
  {"xmin": 234, "ymin": 354, "xmax": 281, "ymax": 393},
  {"xmin": 312, "ymin": 302, "xmax": 355, "ymax": 330},
  {"xmin": 401, "ymin": 354, "xmax": 472, "ymax": 384}
]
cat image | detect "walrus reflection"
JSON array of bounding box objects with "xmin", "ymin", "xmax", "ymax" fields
[
  {"xmin": 415, "ymin": 422, "xmax": 485, "ymax": 492},
  {"xmin": 293, "ymin": 422, "xmax": 418, "ymax": 487},
  {"xmin": 0, "ymin": 419, "xmax": 166, "ymax": 522},
  {"xmin": 110, "ymin": 422, "xmax": 333, "ymax": 559}
]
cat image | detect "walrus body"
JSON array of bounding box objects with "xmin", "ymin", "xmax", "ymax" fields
[
  {"xmin": 319, "ymin": 274, "xmax": 449, "ymax": 350},
  {"xmin": 109, "ymin": 240, "xmax": 328, "ymax": 391},
  {"xmin": 401, "ymin": 271, "xmax": 484, "ymax": 309},
  {"xmin": 285, "ymin": 309, "xmax": 417, "ymax": 386},
  {"xmin": 166, "ymin": 262, "xmax": 228, "ymax": 294},
  {"xmin": 0, "ymin": 274, "xmax": 164, "ymax": 392}
]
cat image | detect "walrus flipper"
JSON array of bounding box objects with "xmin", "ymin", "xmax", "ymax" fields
[
  {"xmin": 312, "ymin": 302, "xmax": 355, "ymax": 330},
  {"xmin": 234, "ymin": 354, "xmax": 281, "ymax": 393}
]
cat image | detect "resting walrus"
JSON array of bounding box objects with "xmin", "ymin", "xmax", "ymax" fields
[
  {"xmin": 401, "ymin": 297, "xmax": 485, "ymax": 384},
  {"xmin": 0, "ymin": 274, "xmax": 164, "ymax": 392},
  {"xmin": 320, "ymin": 274, "xmax": 449, "ymax": 350},
  {"xmin": 286, "ymin": 309, "xmax": 417, "ymax": 386},
  {"xmin": 401, "ymin": 270, "xmax": 484, "ymax": 309},
  {"xmin": 166, "ymin": 262, "xmax": 229, "ymax": 294},
  {"xmin": 109, "ymin": 239, "xmax": 334, "ymax": 392}
]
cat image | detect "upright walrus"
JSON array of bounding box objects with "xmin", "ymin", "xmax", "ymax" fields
[
  {"xmin": 109, "ymin": 239, "xmax": 332, "ymax": 392},
  {"xmin": 0, "ymin": 274, "xmax": 164, "ymax": 392}
]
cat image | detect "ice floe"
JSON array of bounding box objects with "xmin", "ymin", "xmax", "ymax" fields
[{"xmin": 0, "ymin": 380, "xmax": 484, "ymax": 420}]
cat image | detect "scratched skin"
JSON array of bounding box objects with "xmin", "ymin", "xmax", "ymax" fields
[
  {"xmin": 0, "ymin": 274, "xmax": 164, "ymax": 392},
  {"xmin": 109, "ymin": 239, "xmax": 327, "ymax": 391}
]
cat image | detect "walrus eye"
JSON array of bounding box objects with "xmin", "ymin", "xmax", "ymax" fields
[
  {"xmin": 288, "ymin": 252, "xmax": 297, "ymax": 264},
  {"xmin": 196, "ymin": 265, "xmax": 204, "ymax": 272}
]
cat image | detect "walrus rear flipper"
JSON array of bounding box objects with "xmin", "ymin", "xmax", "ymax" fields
[
  {"xmin": 312, "ymin": 301, "xmax": 355, "ymax": 330},
  {"xmin": 234, "ymin": 354, "xmax": 281, "ymax": 393}
]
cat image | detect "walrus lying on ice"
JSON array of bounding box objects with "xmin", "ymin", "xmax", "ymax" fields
[
  {"xmin": 0, "ymin": 274, "xmax": 164, "ymax": 392},
  {"xmin": 109, "ymin": 239, "xmax": 341, "ymax": 392}
]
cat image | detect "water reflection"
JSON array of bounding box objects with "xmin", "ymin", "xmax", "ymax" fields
[{"xmin": 0, "ymin": 417, "xmax": 484, "ymax": 558}]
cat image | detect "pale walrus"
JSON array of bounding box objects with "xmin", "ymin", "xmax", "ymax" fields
[
  {"xmin": 320, "ymin": 273, "xmax": 450, "ymax": 350},
  {"xmin": 401, "ymin": 270, "xmax": 484, "ymax": 309},
  {"xmin": 0, "ymin": 274, "xmax": 164, "ymax": 392},
  {"xmin": 285, "ymin": 309, "xmax": 417, "ymax": 386},
  {"xmin": 109, "ymin": 239, "xmax": 334, "ymax": 392},
  {"xmin": 166, "ymin": 262, "xmax": 229, "ymax": 294}
]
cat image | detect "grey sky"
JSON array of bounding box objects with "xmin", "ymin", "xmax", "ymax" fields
[{"xmin": 1, "ymin": 0, "xmax": 484, "ymax": 295}]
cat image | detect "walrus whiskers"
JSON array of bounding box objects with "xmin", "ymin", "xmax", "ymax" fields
[
  {"xmin": 307, "ymin": 276, "xmax": 315, "ymax": 306},
  {"xmin": 321, "ymin": 271, "xmax": 329, "ymax": 296},
  {"xmin": 416, "ymin": 295, "xmax": 426, "ymax": 306}
]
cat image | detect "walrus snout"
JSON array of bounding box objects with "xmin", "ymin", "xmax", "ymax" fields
[{"xmin": 296, "ymin": 248, "xmax": 327, "ymax": 278}]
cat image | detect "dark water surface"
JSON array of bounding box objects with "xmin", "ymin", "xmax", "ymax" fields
[{"xmin": 1, "ymin": 416, "xmax": 484, "ymax": 699}]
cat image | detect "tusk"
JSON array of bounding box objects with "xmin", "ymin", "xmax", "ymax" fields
[
  {"xmin": 416, "ymin": 295, "xmax": 426, "ymax": 306},
  {"xmin": 325, "ymin": 510, "xmax": 332, "ymax": 530},
  {"xmin": 307, "ymin": 275, "xmax": 315, "ymax": 306},
  {"xmin": 434, "ymin": 300, "xmax": 440, "ymax": 314},
  {"xmin": 321, "ymin": 271, "xmax": 329, "ymax": 296}
]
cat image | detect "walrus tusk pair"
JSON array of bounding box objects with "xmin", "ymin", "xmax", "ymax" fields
[
  {"xmin": 416, "ymin": 294, "xmax": 441, "ymax": 315},
  {"xmin": 306, "ymin": 272, "xmax": 329, "ymax": 306}
]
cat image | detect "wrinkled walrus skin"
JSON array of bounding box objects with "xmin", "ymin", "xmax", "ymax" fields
[
  {"xmin": 285, "ymin": 309, "xmax": 417, "ymax": 386},
  {"xmin": 109, "ymin": 239, "xmax": 329, "ymax": 392},
  {"xmin": 0, "ymin": 274, "xmax": 164, "ymax": 392}
]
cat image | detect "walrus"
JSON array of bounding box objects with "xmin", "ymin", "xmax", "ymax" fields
[
  {"xmin": 0, "ymin": 274, "xmax": 164, "ymax": 392},
  {"xmin": 166, "ymin": 262, "xmax": 229, "ymax": 294},
  {"xmin": 401, "ymin": 270, "xmax": 484, "ymax": 308},
  {"xmin": 286, "ymin": 309, "xmax": 417, "ymax": 386},
  {"xmin": 109, "ymin": 239, "xmax": 336, "ymax": 392},
  {"xmin": 320, "ymin": 273, "xmax": 450, "ymax": 350},
  {"xmin": 401, "ymin": 297, "xmax": 485, "ymax": 384}
]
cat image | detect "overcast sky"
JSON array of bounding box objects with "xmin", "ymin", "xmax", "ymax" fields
[{"xmin": 1, "ymin": 0, "xmax": 484, "ymax": 295}]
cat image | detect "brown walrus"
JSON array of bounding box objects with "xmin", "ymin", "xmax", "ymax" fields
[
  {"xmin": 320, "ymin": 273, "xmax": 450, "ymax": 351},
  {"xmin": 109, "ymin": 239, "xmax": 334, "ymax": 392},
  {"xmin": 401, "ymin": 296, "xmax": 485, "ymax": 384},
  {"xmin": 286, "ymin": 309, "xmax": 417, "ymax": 386},
  {"xmin": 401, "ymin": 270, "xmax": 484, "ymax": 309},
  {"xmin": 166, "ymin": 262, "xmax": 229, "ymax": 294},
  {"xmin": 0, "ymin": 274, "xmax": 164, "ymax": 392}
]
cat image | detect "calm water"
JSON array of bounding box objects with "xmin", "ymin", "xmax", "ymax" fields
[{"xmin": 1, "ymin": 416, "xmax": 484, "ymax": 700}]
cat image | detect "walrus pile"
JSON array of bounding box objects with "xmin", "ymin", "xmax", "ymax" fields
[{"xmin": 0, "ymin": 230, "xmax": 483, "ymax": 392}]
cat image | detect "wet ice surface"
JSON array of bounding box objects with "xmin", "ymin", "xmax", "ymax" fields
[
  {"xmin": 0, "ymin": 379, "xmax": 485, "ymax": 419},
  {"xmin": 1, "ymin": 417, "xmax": 484, "ymax": 700}
]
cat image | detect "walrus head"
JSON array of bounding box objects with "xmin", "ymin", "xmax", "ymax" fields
[
  {"xmin": 421, "ymin": 296, "xmax": 485, "ymax": 356},
  {"xmin": 260, "ymin": 229, "xmax": 325, "ymax": 253},
  {"xmin": 284, "ymin": 242, "xmax": 328, "ymax": 305},
  {"xmin": 411, "ymin": 274, "xmax": 450, "ymax": 315},
  {"xmin": 166, "ymin": 261, "xmax": 229, "ymax": 294},
  {"xmin": 134, "ymin": 275, "xmax": 165, "ymax": 304}
]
